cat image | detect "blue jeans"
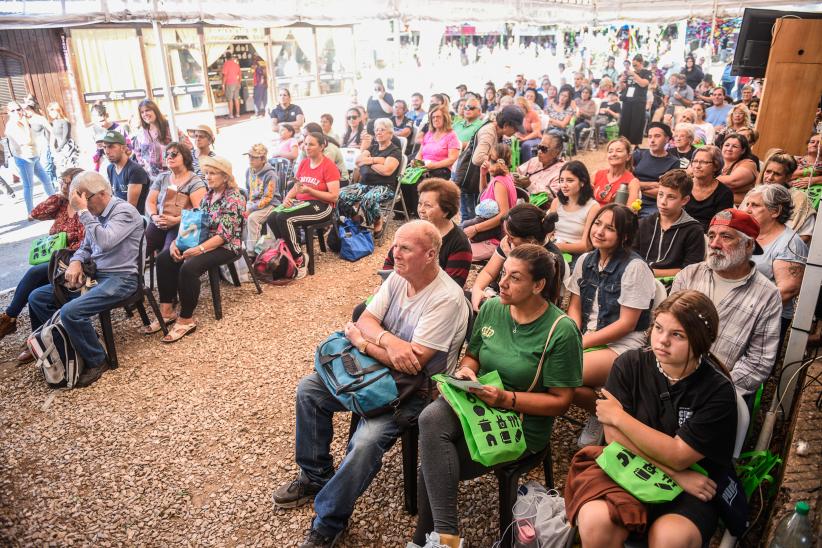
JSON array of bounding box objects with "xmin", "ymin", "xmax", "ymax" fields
[
  {"xmin": 28, "ymin": 272, "xmax": 138, "ymax": 367},
  {"xmin": 14, "ymin": 156, "xmax": 56, "ymax": 214},
  {"xmin": 7, "ymin": 262, "xmax": 50, "ymax": 319},
  {"xmin": 519, "ymin": 138, "xmax": 540, "ymax": 163},
  {"xmin": 460, "ymin": 192, "xmax": 478, "ymax": 223},
  {"xmin": 639, "ymin": 194, "xmax": 658, "ymax": 219},
  {"xmin": 294, "ymin": 373, "xmax": 426, "ymax": 537}
]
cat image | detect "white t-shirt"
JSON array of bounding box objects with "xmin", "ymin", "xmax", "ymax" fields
[
  {"xmin": 566, "ymin": 252, "xmax": 656, "ymax": 354},
  {"xmin": 367, "ymin": 268, "xmax": 469, "ymax": 374},
  {"xmin": 555, "ymin": 198, "xmax": 597, "ymax": 244}
]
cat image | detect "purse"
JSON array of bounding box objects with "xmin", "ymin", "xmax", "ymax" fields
[
  {"xmin": 29, "ymin": 232, "xmax": 67, "ymax": 265},
  {"xmin": 338, "ymin": 219, "xmax": 374, "ymax": 262},
  {"xmin": 160, "ymin": 184, "xmax": 187, "ymax": 218},
  {"xmin": 175, "ymin": 208, "xmax": 210, "ymax": 251},
  {"xmin": 435, "ymin": 314, "xmax": 567, "ymax": 467}
]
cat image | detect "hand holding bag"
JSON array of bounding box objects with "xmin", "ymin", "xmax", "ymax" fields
[
  {"xmin": 434, "ymin": 314, "xmax": 567, "ymax": 467},
  {"xmin": 175, "ymin": 208, "xmax": 210, "ymax": 251}
]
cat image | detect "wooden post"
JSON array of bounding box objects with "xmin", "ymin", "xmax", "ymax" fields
[{"xmin": 753, "ymin": 18, "xmax": 822, "ymax": 157}]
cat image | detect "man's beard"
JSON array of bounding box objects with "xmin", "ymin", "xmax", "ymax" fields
[{"xmin": 706, "ymin": 244, "xmax": 749, "ymax": 272}]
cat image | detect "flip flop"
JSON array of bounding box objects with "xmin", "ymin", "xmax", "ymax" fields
[
  {"xmin": 139, "ymin": 316, "xmax": 177, "ymax": 335},
  {"xmin": 160, "ymin": 322, "xmax": 196, "ymax": 343}
]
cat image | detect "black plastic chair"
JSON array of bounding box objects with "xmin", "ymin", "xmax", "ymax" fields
[
  {"xmin": 493, "ymin": 444, "xmax": 554, "ymax": 548},
  {"xmin": 99, "ymin": 220, "xmax": 166, "ymax": 369},
  {"xmin": 206, "ymin": 245, "xmax": 262, "ymax": 320},
  {"xmin": 304, "ymin": 220, "xmax": 334, "ymax": 275}
]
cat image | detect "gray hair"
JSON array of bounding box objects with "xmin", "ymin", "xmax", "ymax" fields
[
  {"xmin": 71, "ymin": 170, "xmax": 111, "ymax": 197},
  {"xmin": 373, "ymin": 118, "xmax": 393, "ymax": 133},
  {"xmin": 674, "ymin": 123, "xmax": 695, "ymax": 141},
  {"xmin": 746, "ymin": 183, "xmax": 794, "ymax": 225}
]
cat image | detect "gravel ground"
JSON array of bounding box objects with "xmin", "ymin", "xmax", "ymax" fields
[{"xmin": 0, "ymin": 149, "xmax": 605, "ymax": 547}]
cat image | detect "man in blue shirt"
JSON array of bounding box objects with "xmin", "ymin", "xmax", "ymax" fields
[
  {"xmin": 705, "ymin": 87, "xmax": 733, "ymax": 130},
  {"xmin": 103, "ymin": 130, "xmax": 150, "ymax": 214},
  {"xmin": 27, "ymin": 171, "xmax": 144, "ymax": 387}
]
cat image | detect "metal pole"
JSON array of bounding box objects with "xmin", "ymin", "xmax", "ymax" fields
[
  {"xmin": 151, "ymin": 0, "xmax": 178, "ymax": 139},
  {"xmin": 709, "ymin": 0, "xmax": 718, "ymax": 58}
]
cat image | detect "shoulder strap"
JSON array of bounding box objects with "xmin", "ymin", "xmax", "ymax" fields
[
  {"xmin": 526, "ymin": 313, "xmax": 568, "ymax": 392},
  {"xmin": 650, "ymin": 362, "xmax": 680, "ymax": 434}
]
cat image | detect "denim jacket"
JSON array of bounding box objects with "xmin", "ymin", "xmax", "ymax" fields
[{"xmin": 579, "ymin": 249, "xmax": 652, "ymax": 334}]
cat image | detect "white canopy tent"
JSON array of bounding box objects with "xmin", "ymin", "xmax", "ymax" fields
[{"xmin": 1, "ymin": 0, "xmax": 820, "ymax": 29}]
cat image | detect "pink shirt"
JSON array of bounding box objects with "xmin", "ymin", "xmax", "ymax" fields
[{"xmin": 420, "ymin": 130, "xmax": 460, "ymax": 164}]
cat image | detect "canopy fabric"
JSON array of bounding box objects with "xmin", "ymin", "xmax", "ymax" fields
[{"xmin": 1, "ymin": 0, "xmax": 820, "ymax": 29}]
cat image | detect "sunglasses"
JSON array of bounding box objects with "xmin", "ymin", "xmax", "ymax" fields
[
  {"xmin": 165, "ymin": 151, "xmax": 180, "ymax": 159},
  {"xmin": 537, "ymin": 145, "xmax": 553, "ymax": 153},
  {"xmin": 463, "ymin": 105, "xmax": 477, "ymax": 111},
  {"xmin": 347, "ymin": 115, "xmax": 359, "ymax": 120}
]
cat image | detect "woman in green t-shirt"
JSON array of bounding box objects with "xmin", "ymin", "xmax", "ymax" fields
[{"xmin": 409, "ymin": 244, "xmax": 583, "ymax": 548}]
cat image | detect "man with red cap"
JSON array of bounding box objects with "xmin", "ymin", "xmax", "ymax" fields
[{"xmin": 671, "ymin": 209, "xmax": 782, "ymax": 399}]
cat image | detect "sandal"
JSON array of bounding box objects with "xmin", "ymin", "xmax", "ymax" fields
[
  {"xmin": 161, "ymin": 322, "xmax": 197, "ymax": 343},
  {"xmin": 139, "ymin": 316, "xmax": 177, "ymax": 335}
]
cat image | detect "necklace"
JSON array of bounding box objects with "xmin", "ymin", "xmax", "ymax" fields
[
  {"xmin": 512, "ymin": 317, "xmax": 520, "ymax": 334},
  {"xmin": 656, "ymin": 359, "xmax": 692, "ymax": 383}
]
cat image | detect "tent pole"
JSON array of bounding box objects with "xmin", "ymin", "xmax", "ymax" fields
[
  {"xmin": 709, "ymin": 0, "xmax": 718, "ymax": 57},
  {"xmin": 151, "ymin": 0, "xmax": 178, "ymax": 139}
]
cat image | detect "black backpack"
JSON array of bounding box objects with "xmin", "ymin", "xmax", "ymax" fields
[{"xmin": 453, "ymin": 121, "xmax": 492, "ymax": 195}]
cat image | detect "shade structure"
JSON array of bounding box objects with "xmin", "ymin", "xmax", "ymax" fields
[{"xmin": 1, "ymin": 0, "xmax": 820, "ymax": 29}]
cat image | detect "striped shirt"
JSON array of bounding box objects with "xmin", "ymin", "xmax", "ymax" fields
[{"xmin": 672, "ymin": 262, "xmax": 782, "ymax": 395}]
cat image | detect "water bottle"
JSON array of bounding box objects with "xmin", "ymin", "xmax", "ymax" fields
[
  {"xmin": 614, "ymin": 183, "xmax": 629, "ymax": 205},
  {"xmin": 770, "ymin": 501, "xmax": 813, "ymax": 548},
  {"xmin": 514, "ymin": 519, "xmax": 538, "ymax": 548}
]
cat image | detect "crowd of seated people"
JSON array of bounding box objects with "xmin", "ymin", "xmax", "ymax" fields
[{"xmin": 5, "ymin": 50, "xmax": 822, "ymax": 548}]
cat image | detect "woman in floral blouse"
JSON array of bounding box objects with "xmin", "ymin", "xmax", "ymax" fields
[
  {"xmin": 0, "ymin": 168, "xmax": 85, "ymax": 343},
  {"xmin": 153, "ymin": 156, "xmax": 246, "ymax": 343}
]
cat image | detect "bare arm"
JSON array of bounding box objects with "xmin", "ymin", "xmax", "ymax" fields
[
  {"xmin": 773, "ymin": 259, "xmax": 804, "ymax": 304},
  {"xmin": 717, "ymin": 163, "xmax": 757, "ymax": 191},
  {"xmin": 471, "ymin": 251, "xmax": 505, "ymax": 311},
  {"xmin": 126, "ymin": 184, "xmax": 143, "ymax": 209},
  {"xmin": 582, "ymin": 305, "xmax": 643, "ymax": 349},
  {"xmin": 354, "ymin": 311, "xmax": 438, "ymax": 374}
]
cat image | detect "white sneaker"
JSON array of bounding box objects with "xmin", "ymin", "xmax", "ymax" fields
[
  {"xmin": 406, "ymin": 532, "xmax": 465, "ymax": 548},
  {"xmin": 577, "ymin": 415, "xmax": 604, "ymax": 447},
  {"xmin": 295, "ymin": 255, "xmax": 309, "ymax": 279}
]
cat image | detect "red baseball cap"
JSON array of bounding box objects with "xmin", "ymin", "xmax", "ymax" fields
[{"xmin": 710, "ymin": 208, "xmax": 763, "ymax": 254}]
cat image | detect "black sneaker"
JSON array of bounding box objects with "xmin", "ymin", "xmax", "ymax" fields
[
  {"xmin": 272, "ymin": 476, "xmax": 322, "ymax": 508},
  {"xmin": 299, "ymin": 529, "xmax": 341, "ymax": 548},
  {"xmin": 76, "ymin": 361, "xmax": 110, "ymax": 388}
]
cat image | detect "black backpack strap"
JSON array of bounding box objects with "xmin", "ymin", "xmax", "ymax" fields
[{"xmin": 651, "ymin": 364, "xmax": 680, "ymax": 435}]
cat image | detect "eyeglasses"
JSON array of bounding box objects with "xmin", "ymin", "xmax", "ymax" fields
[
  {"xmin": 249, "ymin": 155, "xmax": 265, "ymax": 160},
  {"xmin": 537, "ymin": 145, "xmax": 553, "ymax": 153},
  {"xmin": 691, "ymin": 159, "xmax": 713, "ymax": 165},
  {"xmin": 463, "ymin": 105, "xmax": 477, "ymax": 111},
  {"xmin": 195, "ymin": 133, "xmax": 210, "ymax": 139},
  {"xmin": 165, "ymin": 151, "xmax": 180, "ymax": 159},
  {"xmin": 8, "ymin": 108, "xmax": 21, "ymax": 113},
  {"xmin": 347, "ymin": 115, "xmax": 359, "ymax": 120}
]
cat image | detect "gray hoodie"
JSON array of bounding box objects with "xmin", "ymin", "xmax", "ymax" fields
[{"xmin": 245, "ymin": 162, "xmax": 280, "ymax": 212}]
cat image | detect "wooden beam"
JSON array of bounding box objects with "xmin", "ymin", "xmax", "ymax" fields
[{"xmin": 754, "ymin": 18, "xmax": 822, "ymax": 157}]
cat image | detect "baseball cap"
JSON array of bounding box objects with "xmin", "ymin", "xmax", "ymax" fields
[
  {"xmin": 100, "ymin": 130, "xmax": 125, "ymax": 145},
  {"xmin": 710, "ymin": 209, "xmax": 763, "ymax": 254},
  {"xmin": 244, "ymin": 143, "xmax": 268, "ymax": 158},
  {"xmin": 496, "ymin": 105, "xmax": 525, "ymax": 133}
]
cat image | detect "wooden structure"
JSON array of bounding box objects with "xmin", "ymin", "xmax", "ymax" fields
[
  {"xmin": 0, "ymin": 29, "xmax": 72, "ymax": 136},
  {"xmin": 753, "ymin": 18, "xmax": 822, "ymax": 157}
]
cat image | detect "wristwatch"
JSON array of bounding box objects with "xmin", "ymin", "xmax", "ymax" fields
[
  {"xmin": 198, "ymin": 245, "xmax": 206, "ymax": 254},
  {"xmin": 358, "ymin": 340, "xmax": 369, "ymax": 354}
]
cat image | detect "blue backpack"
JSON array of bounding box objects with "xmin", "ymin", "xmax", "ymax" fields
[{"xmin": 314, "ymin": 331, "xmax": 427, "ymax": 417}]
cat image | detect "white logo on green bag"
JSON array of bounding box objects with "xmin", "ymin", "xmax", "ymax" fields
[{"xmin": 481, "ymin": 325, "xmax": 495, "ymax": 338}]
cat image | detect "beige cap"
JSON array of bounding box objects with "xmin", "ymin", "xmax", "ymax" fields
[
  {"xmin": 190, "ymin": 124, "xmax": 215, "ymax": 142},
  {"xmin": 244, "ymin": 143, "xmax": 268, "ymax": 158},
  {"xmin": 199, "ymin": 155, "xmax": 235, "ymax": 187}
]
